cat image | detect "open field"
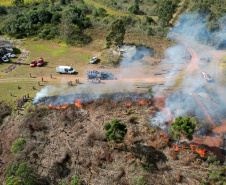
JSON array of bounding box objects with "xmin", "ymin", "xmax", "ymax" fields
[
  {"xmin": 0, "ymin": 0, "xmax": 47, "ymax": 6},
  {"xmin": 0, "ymin": 31, "xmax": 175, "ymax": 106}
]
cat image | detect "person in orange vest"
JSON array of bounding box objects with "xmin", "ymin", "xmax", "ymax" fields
[{"xmin": 42, "ymin": 77, "xmax": 43, "ymax": 82}]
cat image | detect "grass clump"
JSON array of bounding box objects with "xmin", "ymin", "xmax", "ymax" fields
[{"xmin": 10, "ymin": 138, "xmax": 26, "ymax": 154}]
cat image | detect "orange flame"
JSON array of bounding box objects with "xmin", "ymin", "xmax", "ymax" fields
[
  {"xmin": 173, "ymin": 145, "xmax": 179, "ymax": 151},
  {"xmin": 160, "ymin": 132, "xmax": 170, "ymax": 142},
  {"xmin": 48, "ymin": 104, "xmax": 68, "ymax": 109},
  {"xmin": 61, "ymin": 104, "xmax": 69, "ymax": 109},
  {"xmin": 148, "ymin": 100, "xmax": 151, "ymax": 105},
  {"xmin": 173, "ymin": 145, "xmax": 185, "ymax": 151},
  {"xmin": 75, "ymin": 98, "xmax": 83, "ymax": 107},
  {"xmin": 190, "ymin": 144, "xmax": 206, "ymax": 157},
  {"xmin": 137, "ymin": 99, "xmax": 146, "ymax": 104},
  {"xmin": 125, "ymin": 102, "xmax": 132, "ymax": 106}
]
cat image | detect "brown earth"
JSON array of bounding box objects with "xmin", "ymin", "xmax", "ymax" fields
[{"xmin": 0, "ymin": 101, "xmax": 210, "ymax": 184}]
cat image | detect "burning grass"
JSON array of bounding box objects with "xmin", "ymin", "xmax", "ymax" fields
[{"xmin": 0, "ymin": 95, "xmax": 225, "ymax": 184}]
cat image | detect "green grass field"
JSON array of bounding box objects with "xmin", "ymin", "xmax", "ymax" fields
[{"xmin": 0, "ymin": 0, "xmax": 48, "ymax": 6}]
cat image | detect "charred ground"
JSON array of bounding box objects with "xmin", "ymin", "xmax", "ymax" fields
[{"xmin": 0, "ymin": 99, "xmax": 224, "ymax": 184}]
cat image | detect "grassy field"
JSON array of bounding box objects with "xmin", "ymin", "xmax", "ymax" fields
[
  {"xmin": 0, "ymin": 0, "xmax": 48, "ymax": 6},
  {"xmin": 0, "ymin": 25, "xmax": 173, "ymax": 107},
  {"xmin": 0, "ymin": 39, "xmax": 96, "ymax": 105},
  {"xmin": 2, "ymin": 39, "xmax": 95, "ymax": 79}
]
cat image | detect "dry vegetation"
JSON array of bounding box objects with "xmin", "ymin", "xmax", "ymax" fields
[{"xmin": 0, "ymin": 101, "xmax": 212, "ymax": 184}]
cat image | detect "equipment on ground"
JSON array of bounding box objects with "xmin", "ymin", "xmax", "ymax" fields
[
  {"xmin": 56, "ymin": 66, "xmax": 76, "ymax": 74},
  {"xmin": 87, "ymin": 70, "xmax": 114, "ymax": 80}
]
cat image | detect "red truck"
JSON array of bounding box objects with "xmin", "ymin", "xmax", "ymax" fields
[{"xmin": 37, "ymin": 57, "xmax": 44, "ymax": 67}]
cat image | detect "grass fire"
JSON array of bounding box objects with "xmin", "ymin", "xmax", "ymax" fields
[{"xmin": 0, "ymin": 1, "xmax": 225, "ymax": 184}]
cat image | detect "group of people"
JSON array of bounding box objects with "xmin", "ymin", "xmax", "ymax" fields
[
  {"xmin": 87, "ymin": 70, "xmax": 98, "ymax": 75},
  {"xmin": 90, "ymin": 77, "xmax": 101, "ymax": 83},
  {"xmin": 68, "ymin": 78, "xmax": 80, "ymax": 87}
]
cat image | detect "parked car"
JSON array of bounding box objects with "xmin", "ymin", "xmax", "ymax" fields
[
  {"xmin": 30, "ymin": 60, "xmax": 37, "ymax": 67},
  {"xmin": 201, "ymin": 71, "xmax": 213, "ymax": 82},
  {"xmin": 2, "ymin": 55, "xmax": 9, "ymax": 62},
  {"xmin": 37, "ymin": 57, "xmax": 44, "ymax": 67},
  {"xmin": 6, "ymin": 53, "xmax": 16, "ymax": 58},
  {"xmin": 90, "ymin": 57, "xmax": 98, "ymax": 64}
]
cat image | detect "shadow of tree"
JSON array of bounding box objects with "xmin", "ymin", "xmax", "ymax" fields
[{"xmin": 128, "ymin": 144, "xmax": 167, "ymax": 168}]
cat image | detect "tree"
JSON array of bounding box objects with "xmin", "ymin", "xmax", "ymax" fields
[
  {"xmin": 13, "ymin": 0, "xmax": 24, "ymax": 6},
  {"xmin": 105, "ymin": 19, "xmax": 126, "ymax": 48},
  {"xmin": 5, "ymin": 163, "xmax": 37, "ymax": 185},
  {"xmin": 128, "ymin": 0, "xmax": 140, "ymax": 14},
  {"xmin": 157, "ymin": 0, "xmax": 177, "ymax": 28},
  {"xmin": 37, "ymin": 9, "xmax": 52, "ymax": 24},
  {"xmin": 0, "ymin": 6, "xmax": 7, "ymax": 15},
  {"xmin": 169, "ymin": 116, "xmax": 196, "ymax": 144},
  {"xmin": 97, "ymin": 8, "xmax": 107, "ymax": 17},
  {"xmin": 104, "ymin": 119, "xmax": 127, "ymax": 147}
]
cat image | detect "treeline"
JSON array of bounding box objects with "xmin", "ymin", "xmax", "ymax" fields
[
  {"xmin": 0, "ymin": 0, "xmax": 225, "ymax": 46},
  {"xmin": 189, "ymin": 0, "xmax": 226, "ymax": 31},
  {"xmin": 0, "ymin": 0, "xmax": 92, "ymax": 44}
]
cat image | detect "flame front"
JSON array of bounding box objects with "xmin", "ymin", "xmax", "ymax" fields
[
  {"xmin": 125, "ymin": 102, "xmax": 132, "ymax": 106},
  {"xmin": 75, "ymin": 98, "xmax": 83, "ymax": 107},
  {"xmin": 190, "ymin": 144, "xmax": 206, "ymax": 157},
  {"xmin": 160, "ymin": 133, "xmax": 207, "ymax": 158},
  {"xmin": 48, "ymin": 104, "xmax": 68, "ymax": 109},
  {"xmin": 61, "ymin": 104, "xmax": 69, "ymax": 109},
  {"xmin": 137, "ymin": 99, "xmax": 146, "ymax": 104}
]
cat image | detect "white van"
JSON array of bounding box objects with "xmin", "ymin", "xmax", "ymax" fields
[{"xmin": 56, "ymin": 66, "xmax": 75, "ymax": 74}]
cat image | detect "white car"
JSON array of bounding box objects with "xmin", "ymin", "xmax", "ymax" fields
[
  {"xmin": 6, "ymin": 53, "xmax": 16, "ymax": 58},
  {"xmin": 2, "ymin": 55, "xmax": 9, "ymax": 62},
  {"xmin": 90, "ymin": 57, "xmax": 98, "ymax": 64}
]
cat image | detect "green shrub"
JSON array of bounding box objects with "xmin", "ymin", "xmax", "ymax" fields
[
  {"xmin": 71, "ymin": 175, "xmax": 82, "ymax": 185},
  {"xmin": 10, "ymin": 138, "xmax": 26, "ymax": 154},
  {"xmin": 5, "ymin": 164, "xmax": 18, "ymax": 178},
  {"xmin": 0, "ymin": 6, "xmax": 7, "ymax": 15},
  {"xmin": 133, "ymin": 176, "xmax": 147, "ymax": 185},
  {"xmin": 13, "ymin": 47, "xmax": 21, "ymax": 54},
  {"xmin": 5, "ymin": 163, "xmax": 37, "ymax": 185}
]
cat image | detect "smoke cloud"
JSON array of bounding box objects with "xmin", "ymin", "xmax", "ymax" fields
[{"xmin": 151, "ymin": 13, "xmax": 226, "ymax": 131}]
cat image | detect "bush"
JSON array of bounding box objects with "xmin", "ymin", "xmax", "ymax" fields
[
  {"xmin": 0, "ymin": 6, "xmax": 7, "ymax": 15},
  {"xmin": 10, "ymin": 138, "xmax": 26, "ymax": 154},
  {"xmin": 5, "ymin": 163, "xmax": 37, "ymax": 185},
  {"xmin": 147, "ymin": 26, "xmax": 154, "ymax": 35}
]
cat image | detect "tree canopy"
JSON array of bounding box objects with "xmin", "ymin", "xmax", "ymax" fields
[
  {"xmin": 104, "ymin": 119, "xmax": 127, "ymax": 144},
  {"xmin": 169, "ymin": 116, "xmax": 196, "ymax": 143},
  {"xmin": 157, "ymin": 0, "xmax": 177, "ymax": 27},
  {"xmin": 105, "ymin": 19, "xmax": 126, "ymax": 48}
]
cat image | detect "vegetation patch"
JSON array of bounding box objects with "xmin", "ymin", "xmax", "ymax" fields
[
  {"xmin": 5, "ymin": 163, "xmax": 37, "ymax": 185},
  {"xmin": 10, "ymin": 138, "xmax": 26, "ymax": 154}
]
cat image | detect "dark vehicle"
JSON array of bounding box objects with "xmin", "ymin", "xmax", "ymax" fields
[{"xmin": 201, "ymin": 71, "xmax": 213, "ymax": 82}]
